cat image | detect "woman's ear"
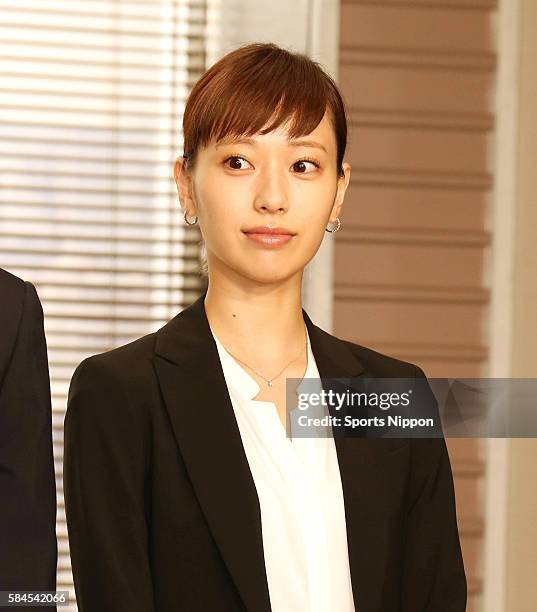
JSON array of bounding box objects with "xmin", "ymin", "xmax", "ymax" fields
[
  {"xmin": 173, "ymin": 156, "xmax": 196, "ymax": 215},
  {"xmin": 329, "ymin": 161, "xmax": 351, "ymax": 223}
]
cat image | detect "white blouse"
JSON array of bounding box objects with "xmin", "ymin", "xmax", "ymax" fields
[{"xmin": 210, "ymin": 324, "xmax": 356, "ymax": 612}]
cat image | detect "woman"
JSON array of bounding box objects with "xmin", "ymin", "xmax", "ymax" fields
[{"xmin": 64, "ymin": 43, "xmax": 466, "ymax": 612}]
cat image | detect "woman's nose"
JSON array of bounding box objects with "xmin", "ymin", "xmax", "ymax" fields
[{"xmin": 253, "ymin": 167, "xmax": 289, "ymax": 213}]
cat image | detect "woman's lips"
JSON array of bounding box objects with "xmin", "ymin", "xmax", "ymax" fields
[
  {"xmin": 242, "ymin": 226, "xmax": 296, "ymax": 247},
  {"xmin": 244, "ymin": 232, "xmax": 294, "ymax": 246}
]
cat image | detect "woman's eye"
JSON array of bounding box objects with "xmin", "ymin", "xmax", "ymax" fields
[
  {"xmin": 224, "ymin": 156, "xmax": 252, "ymax": 170},
  {"xmin": 292, "ymin": 159, "xmax": 319, "ymax": 174}
]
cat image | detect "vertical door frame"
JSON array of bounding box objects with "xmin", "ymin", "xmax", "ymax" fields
[
  {"xmin": 302, "ymin": 0, "xmax": 341, "ymax": 333},
  {"xmin": 483, "ymin": 1, "xmax": 521, "ymax": 610}
]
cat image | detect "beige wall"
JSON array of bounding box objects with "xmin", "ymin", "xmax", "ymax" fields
[
  {"xmin": 335, "ymin": 1, "xmax": 537, "ymax": 608},
  {"xmin": 336, "ymin": 2, "xmax": 497, "ymax": 610}
]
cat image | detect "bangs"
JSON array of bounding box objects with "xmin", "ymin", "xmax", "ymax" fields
[
  {"xmin": 198, "ymin": 50, "xmax": 329, "ymax": 146},
  {"xmin": 183, "ymin": 43, "xmax": 346, "ymax": 169}
]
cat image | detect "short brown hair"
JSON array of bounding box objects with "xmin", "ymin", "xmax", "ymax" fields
[{"xmin": 182, "ymin": 42, "xmax": 348, "ymax": 177}]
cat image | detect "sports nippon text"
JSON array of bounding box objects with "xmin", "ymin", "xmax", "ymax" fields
[
  {"xmin": 287, "ymin": 378, "xmax": 443, "ymax": 438},
  {"xmin": 297, "ymin": 388, "xmax": 433, "ymax": 429},
  {"xmin": 289, "ymin": 377, "xmax": 537, "ymax": 439}
]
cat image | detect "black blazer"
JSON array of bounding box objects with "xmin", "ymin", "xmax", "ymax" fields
[
  {"xmin": 64, "ymin": 290, "xmax": 467, "ymax": 612},
  {"xmin": 0, "ymin": 269, "xmax": 57, "ymax": 608}
]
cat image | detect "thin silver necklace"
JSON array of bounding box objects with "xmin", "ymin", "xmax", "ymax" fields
[{"xmin": 220, "ymin": 329, "xmax": 307, "ymax": 388}]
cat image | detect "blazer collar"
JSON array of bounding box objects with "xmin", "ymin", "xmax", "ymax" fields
[
  {"xmin": 152, "ymin": 291, "xmax": 380, "ymax": 612},
  {"xmin": 154, "ymin": 289, "xmax": 364, "ymax": 378}
]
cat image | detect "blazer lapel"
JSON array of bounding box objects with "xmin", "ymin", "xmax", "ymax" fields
[
  {"xmin": 300, "ymin": 306, "xmax": 384, "ymax": 611},
  {"xmin": 152, "ymin": 290, "xmax": 385, "ymax": 612}
]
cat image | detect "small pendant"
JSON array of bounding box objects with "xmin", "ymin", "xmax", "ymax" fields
[{"xmin": 268, "ymin": 380, "xmax": 273, "ymax": 387}]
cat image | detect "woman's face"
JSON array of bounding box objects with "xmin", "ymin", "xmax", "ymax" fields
[{"xmin": 175, "ymin": 110, "xmax": 351, "ymax": 284}]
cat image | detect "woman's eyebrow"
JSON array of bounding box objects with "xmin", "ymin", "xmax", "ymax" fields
[
  {"xmin": 288, "ymin": 139, "xmax": 328, "ymax": 153},
  {"xmin": 216, "ymin": 137, "xmax": 255, "ymax": 148},
  {"xmin": 215, "ymin": 137, "xmax": 327, "ymax": 153}
]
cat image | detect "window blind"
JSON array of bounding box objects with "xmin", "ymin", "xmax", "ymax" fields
[{"xmin": 0, "ymin": 1, "xmax": 208, "ymax": 608}]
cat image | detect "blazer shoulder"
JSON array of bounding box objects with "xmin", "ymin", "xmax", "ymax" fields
[
  {"xmin": 66, "ymin": 332, "xmax": 160, "ymax": 438},
  {"xmin": 84, "ymin": 330, "xmax": 156, "ymax": 372},
  {"xmin": 342, "ymin": 337, "xmax": 422, "ymax": 378},
  {"xmin": 0, "ymin": 268, "xmax": 25, "ymax": 326},
  {"xmin": 69, "ymin": 331, "xmax": 158, "ymax": 406},
  {"xmin": 0, "ymin": 267, "xmax": 25, "ymax": 296},
  {"xmin": 0, "ymin": 270, "xmax": 42, "ymax": 381},
  {"xmin": 0, "ymin": 269, "xmax": 43, "ymax": 325}
]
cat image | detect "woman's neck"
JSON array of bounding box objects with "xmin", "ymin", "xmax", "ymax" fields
[{"xmin": 203, "ymin": 282, "xmax": 307, "ymax": 370}]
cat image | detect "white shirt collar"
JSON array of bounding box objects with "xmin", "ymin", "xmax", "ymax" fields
[{"xmin": 210, "ymin": 323, "xmax": 318, "ymax": 401}]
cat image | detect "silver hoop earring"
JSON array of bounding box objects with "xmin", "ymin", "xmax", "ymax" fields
[
  {"xmin": 184, "ymin": 210, "xmax": 198, "ymax": 226},
  {"xmin": 325, "ymin": 217, "xmax": 341, "ymax": 233}
]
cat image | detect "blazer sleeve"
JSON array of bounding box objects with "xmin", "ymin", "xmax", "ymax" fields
[
  {"xmin": 399, "ymin": 365, "xmax": 467, "ymax": 612},
  {"xmin": 63, "ymin": 357, "xmax": 155, "ymax": 612},
  {"xmin": 0, "ymin": 281, "xmax": 57, "ymax": 608}
]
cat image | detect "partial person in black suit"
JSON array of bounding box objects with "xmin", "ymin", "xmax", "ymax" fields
[
  {"xmin": 64, "ymin": 42, "xmax": 466, "ymax": 611},
  {"xmin": 0, "ymin": 268, "xmax": 57, "ymax": 609}
]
